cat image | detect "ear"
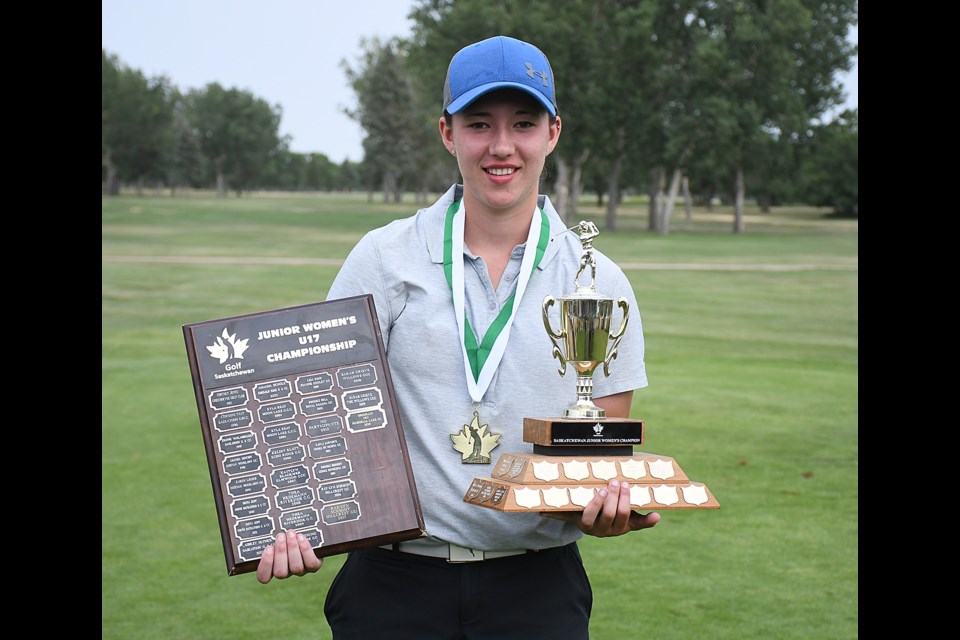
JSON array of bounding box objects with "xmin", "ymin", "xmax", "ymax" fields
[
  {"xmin": 545, "ymin": 115, "xmax": 562, "ymax": 156},
  {"xmin": 439, "ymin": 116, "xmax": 456, "ymax": 155}
]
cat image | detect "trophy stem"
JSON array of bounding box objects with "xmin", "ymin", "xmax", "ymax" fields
[{"xmin": 564, "ymin": 374, "xmax": 605, "ymax": 419}]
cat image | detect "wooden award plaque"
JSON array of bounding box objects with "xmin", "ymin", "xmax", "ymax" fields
[
  {"xmin": 464, "ymin": 417, "xmax": 719, "ymax": 512},
  {"xmin": 183, "ymin": 295, "xmax": 426, "ymax": 576}
]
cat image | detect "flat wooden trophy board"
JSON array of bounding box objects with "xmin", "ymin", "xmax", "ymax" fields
[
  {"xmin": 183, "ymin": 295, "xmax": 425, "ymax": 575},
  {"xmin": 464, "ymin": 417, "xmax": 719, "ymax": 512}
]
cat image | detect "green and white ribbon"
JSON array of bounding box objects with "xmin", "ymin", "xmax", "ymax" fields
[{"xmin": 443, "ymin": 197, "xmax": 550, "ymax": 403}]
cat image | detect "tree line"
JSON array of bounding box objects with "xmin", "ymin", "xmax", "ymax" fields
[
  {"xmin": 102, "ymin": 0, "xmax": 858, "ymax": 230},
  {"xmin": 101, "ymin": 53, "xmax": 363, "ymax": 197}
]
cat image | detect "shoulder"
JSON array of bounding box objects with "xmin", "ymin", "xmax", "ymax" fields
[
  {"xmin": 352, "ymin": 215, "xmax": 417, "ymax": 253},
  {"xmin": 347, "ymin": 186, "xmax": 457, "ymax": 260}
]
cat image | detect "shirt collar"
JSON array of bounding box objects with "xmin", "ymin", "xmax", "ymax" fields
[{"xmin": 425, "ymin": 184, "xmax": 562, "ymax": 271}]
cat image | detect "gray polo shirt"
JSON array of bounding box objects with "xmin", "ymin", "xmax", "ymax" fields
[{"xmin": 327, "ymin": 184, "xmax": 647, "ymax": 551}]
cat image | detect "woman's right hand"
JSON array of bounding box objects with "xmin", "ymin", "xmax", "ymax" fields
[{"xmin": 256, "ymin": 530, "xmax": 323, "ymax": 584}]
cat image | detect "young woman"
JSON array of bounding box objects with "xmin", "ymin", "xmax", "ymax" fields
[{"xmin": 258, "ymin": 35, "xmax": 659, "ymax": 639}]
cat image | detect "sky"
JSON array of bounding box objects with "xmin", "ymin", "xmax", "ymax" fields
[
  {"xmin": 102, "ymin": 0, "xmax": 420, "ymax": 162},
  {"xmin": 102, "ymin": 1, "xmax": 858, "ymax": 163}
]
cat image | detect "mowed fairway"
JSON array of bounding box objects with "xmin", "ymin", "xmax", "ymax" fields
[{"xmin": 102, "ymin": 191, "xmax": 857, "ymax": 639}]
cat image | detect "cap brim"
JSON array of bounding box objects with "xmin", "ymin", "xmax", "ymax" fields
[{"xmin": 446, "ymin": 82, "xmax": 557, "ymax": 117}]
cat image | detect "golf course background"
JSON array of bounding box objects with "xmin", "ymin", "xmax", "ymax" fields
[{"xmin": 102, "ymin": 192, "xmax": 858, "ymax": 639}]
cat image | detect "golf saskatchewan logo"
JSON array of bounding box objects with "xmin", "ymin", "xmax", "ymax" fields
[{"xmin": 207, "ymin": 328, "xmax": 255, "ymax": 379}]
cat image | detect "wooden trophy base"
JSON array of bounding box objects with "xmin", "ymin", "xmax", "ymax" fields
[{"xmin": 462, "ymin": 417, "xmax": 719, "ymax": 512}]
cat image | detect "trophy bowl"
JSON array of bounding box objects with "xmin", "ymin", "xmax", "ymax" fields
[{"xmin": 543, "ymin": 290, "xmax": 628, "ymax": 419}]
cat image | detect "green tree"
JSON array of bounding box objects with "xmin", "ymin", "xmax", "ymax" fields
[
  {"xmin": 583, "ymin": 1, "xmax": 680, "ymax": 232},
  {"xmin": 102, "ymin": 49, "xmax": 175, "ymax": 195},
  {"xmin": 397, "ymin": 0, "xmax": 858, "ymax": 223},
  {"xmin": 317, "ymin": 154, "xmax": 342, "ymax": 191},
  {"xmin": 685, "ymin": 0, "xmax": 857, "ymax": 232},
  {"xmin": 746, "ymin": 134, "xmax": 802, "ymax": 210},
  {"xmin": 185, "ymin": 83, "xmax": 283, "ymax": 196},
  {"xmin": 303, "ymin": 153, "xmax": 339, "ymax": 191},
  {"xmin": 337, "ymin": 160, "xmax": 363, "ymax": 192},
  {"xmin": 168, "ymin": 95, "xmax": 203, "ymax": 194},
  {"xmin": 102, "ymin": 50, "xmax": 121, "ymax": 194},
  {"xmin": 797, "ymin": 109, "xmax": 857, "ymax": 216},
  {"xmin": 263, "ymin": 148, "xmax": 306, "ymax": 190},
  {"xmin": 342, "ymin": 38, "xmax": 420, "ymax": 202}
]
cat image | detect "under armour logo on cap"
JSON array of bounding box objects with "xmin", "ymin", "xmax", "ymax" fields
[
  {"xmin": 524, "ymin": 63, "xmax": 550, "ymax": 87},
  {"xmin": 443, "ymin": 36, "xmax": 558, "ymax": 116}
]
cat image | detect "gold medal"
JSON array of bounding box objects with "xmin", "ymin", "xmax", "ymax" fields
[
  {"xmin": 443, "ymin": 199, "xmax": 547, "ymax": 465},
  {"xmin": 450, "ymin": 410, "xmax": 501, "ymax": 464}
]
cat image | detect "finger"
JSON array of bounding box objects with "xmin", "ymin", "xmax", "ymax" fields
[
  {"xmin": 272, "ymin": 532, "xmax": 290, "ymax": 579},
  {"xmin": 296, "ymin": 532, "xmax": 324, "ymax": 573},
  {"xmin": 631, "ymin": 511, "xmax": 661, "ymax": 531},
  {"xmin": 595, "ymin": 480, "xmax": 623, "ymax": 533},
  {"xmin": 611, "ymin": 481, "xmax": 633, "ymax": 533},
  {"xmin": 285, "ymin": 530, "xmax": 305, "ymax": 576},
  {"xmin": 579, "ymin": 486, "xmax": 607, "ymax": 532},
  {"xmin": 256, "ymin": 544, "xmax": 275, "ymax": 584}
]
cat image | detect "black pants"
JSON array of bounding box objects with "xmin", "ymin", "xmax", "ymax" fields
[{"xmin": 324, "ymin": 542, "xmax": 592, "ymax": 640}]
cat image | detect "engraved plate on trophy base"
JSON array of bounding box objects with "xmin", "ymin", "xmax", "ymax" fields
[{"xmin": 523, "ymin": 417, "xmax": 644, "ymax": 457}]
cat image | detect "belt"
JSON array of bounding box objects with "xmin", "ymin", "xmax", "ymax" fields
[{"xmin": 380, "ymin": 541, "xmax": 532, "ymax": 563}]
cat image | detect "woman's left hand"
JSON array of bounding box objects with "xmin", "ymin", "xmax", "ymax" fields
[{"xmin": 542, "ymin": 480, "xmax": 660, "ymax": 537}]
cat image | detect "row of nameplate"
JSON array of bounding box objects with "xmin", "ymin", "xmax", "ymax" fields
[
  {"xmin": 464, "ymin": 478, "xmax": 720, "ymax": 511},
  {"xmin": 467, "ymin": 451, "xmax": 720, "ymax": 511},
  {"xmin": 491, "ymin": 452, "xmax": 684, "ymax": 483}
]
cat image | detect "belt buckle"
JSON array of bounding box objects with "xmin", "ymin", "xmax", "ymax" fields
[{"xmin": 447, "ymin": 543, "xmax": 484, "ymax": 563}]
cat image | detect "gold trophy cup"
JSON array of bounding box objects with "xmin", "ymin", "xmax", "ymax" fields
[
  {"xmin": 463, "ymin": 221, "xmax": 719, "ymax": 512},
  {"xmin": 542, "ymin": 276, "xmax": 629, "ymax": 418}
]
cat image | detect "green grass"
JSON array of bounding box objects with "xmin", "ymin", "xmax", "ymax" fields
[{"xmin": 102, "ymin": 191, "xmax": 857, "ymax": 639}]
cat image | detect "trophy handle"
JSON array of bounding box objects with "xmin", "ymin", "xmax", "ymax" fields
[
  {"xmin": 603, "ymin": 297, "xmax": 629, "ymax": 377},
  {"xmin": 542, "ymin": 296, "xmax": 567, "ymax": 376}
]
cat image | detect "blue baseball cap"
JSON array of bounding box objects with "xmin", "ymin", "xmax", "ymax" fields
[{"xmin": 443, "ymin": 36, "xmax": 557, "ymax": 116}]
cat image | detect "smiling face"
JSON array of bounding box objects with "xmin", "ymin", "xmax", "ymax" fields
[{"xmin": 439, "ymin": 89, "xmax": 561, "ymax": 219}]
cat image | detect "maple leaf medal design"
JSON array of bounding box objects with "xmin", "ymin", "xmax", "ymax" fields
[{"xmin": 450, "ymin": 411, "xmax": 501, "ymax": 464}]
